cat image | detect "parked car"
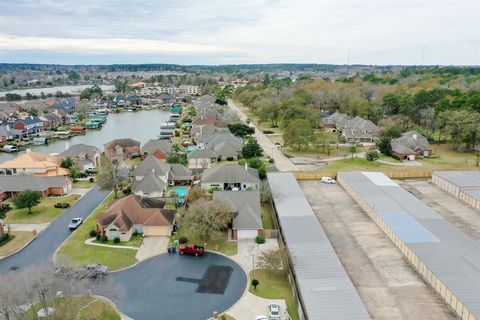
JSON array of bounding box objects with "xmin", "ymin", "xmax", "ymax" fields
[
  {"xmin": 268, "ymin": 303, "xmax": 281, "ymax": 320},
  {"xmin": 2, "ymin": 145, "xmax": 18, "ymax": 153},
  {"xmin": 321, "ymin": 176, "xmax": 336, "ymax": 184},
  {"xmin": 68, "ymin": 218, "xmax": 83, "ymax": 230},
  {"xmin": 178, "ymin": 243, "xmax": 205, "ymax": 256}
]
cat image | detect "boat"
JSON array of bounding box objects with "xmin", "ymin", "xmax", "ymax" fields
[
  {"xmin": 70, "ymin": 126, "xmax": 86, "ymax": 134},
  {"xmin": 32, "ymin": 137, "xmax": 48, "ymax": 145},
  {"xmin": 85, "ymin": 121, "xmax": 102, "ymax": 129},
  {"xmin": 56, "ymin": 131, "xmax": 71, "ymax": 139}
]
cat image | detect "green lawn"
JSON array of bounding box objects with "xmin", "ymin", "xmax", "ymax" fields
[
  {"xmin": 0, "ymin": 231, "xmax": 35, "ymax": 256},
  {"xmin": 170, "ymin": 227, "xmax": 237, "ymax": 256},
  {"xmin": 23, "ymin": 297, "xmax": 120, "ymax": 320},
  {"xmin": 93, "ymin": 233, "xmax": 143, "ymax": 247},
  {"xmin": 73, "ymin": 180, "xmax": 95, "ymax": 189},
  {"xmin": 261, "ymin": 204, "xmax": 275, "ymax": 230},
  {"xmin": 56, "ymin": 193, "xmax": 138, "ymax": 271},
  {"xmin": 249, "ymin": 270, "xmax": 299, "ymax": 320},
  {"xmin": 4, "ymin": 195, "xmax": 78, "ymax": 224}
]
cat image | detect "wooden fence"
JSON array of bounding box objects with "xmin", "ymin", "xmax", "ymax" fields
[
  {"xmin": 294, "ymin": 171, "xmax": 432, "ymax": 180},
  {"xmin": 260, "ymin": 229, "xmax": 279, "ymax": 239}
]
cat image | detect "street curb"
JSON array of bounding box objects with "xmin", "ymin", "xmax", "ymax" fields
[
  {"xmin": 84, "ymin": 237, "xmax": 138, "ymax": 250},
  {"xmin": 53, "ymin": 191, "xmax": 112, "ymax": 265},
  {"xmin": 92, "ymin": 295, "xmax": 134, "ymax": 320}
]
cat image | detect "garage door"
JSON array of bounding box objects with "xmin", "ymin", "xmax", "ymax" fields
[{"xmin": 237, "ymin": 229, "xmax": 258, "ymax": 239}]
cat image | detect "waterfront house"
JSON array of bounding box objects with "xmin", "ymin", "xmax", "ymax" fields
[
  {"xmin": 201, "ymin": 164, "xmax": 260, "ymax": 191},
  {"xmin": 141, "ymin": 139, "xmax": 172, "ymax": 158},
  {"xmin": 0, "ymin": 175, "xmax": 72, "ymax": 201},
  {"xmin": 59, "ymin": 143, "xmax": 101, "ymax": 171},
  {"xmin": 39, "ymin": 112, "xmax": 63, "ymax": 130},
  {"xmin": 95, "ymin": 195, "xmax": 175, "ymax": 241},
  {"xmin": 11, "ymin": 116, "xmax": 44, "ymax": 135},
  {"xmin": 213, "ymin": 191, "xmax": 263, "ymax": 240},
  {"xmin": 0, "ymin": 124, "xmax": 14, "ymax": 142},
  {"xmin": 104, "ymin": 138, "xmax": 141, "ymax": 161},
  {"xmin": 0, "ymin": 149, "xmax": 68, "ymax": 176}
]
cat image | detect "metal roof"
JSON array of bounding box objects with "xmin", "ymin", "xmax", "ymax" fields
[
  {"xmin": 433, "ymin": 171, "xmax": 480, "ymax": 188},
  {"xmin": 339, "ymin": 171, "xmax": 480, "ymax": 318},
  {"xmin": 267, "ymin": 172, "xmax": 370, "ymax": 320}
]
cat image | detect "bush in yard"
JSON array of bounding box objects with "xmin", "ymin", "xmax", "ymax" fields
[
  {"xmin": 101, "ymin": 236, "xmax": 108, "ymax": 243},
  {"xmin": 178, "ymin": 236, "xmax": 188, "ymax": 244},
  {"xmin": 0, "ymin": 204, "xmax": 11, "ymax": 219},
  {"xmin": 226, "ymin": 157, "xmax": 234, "ymax": 161},
  {"xmin": 251, "ymin": 278, "xmax": 259, "ymax": 290},
  {"xmin": 89, "ymin": 177, "xmax": 95, "ymax": 183},
  {"xmin": 269, "ymin": 158, "xmax": 275, "ymax": 163},
  {"xmin": 54, "ymin": 203, "xmax": 70, "ymax": 209},
  {"xmin": 96, "ymin": 234, "xmax": 101, "ymax": 241},
  {"xmin": 255, "ymin": 236, "xmax": 266, "ymax": 244},
  {"xmin": 113, "ymin": 237, "xmax": 120, "ymax": 244},
  {"xmin": 89, "ymin": 230, "xmax": 97, "ymax": 237},
  {"xmin": 0, "ymin": 233, "xmax": 10, "ymax": 244}
]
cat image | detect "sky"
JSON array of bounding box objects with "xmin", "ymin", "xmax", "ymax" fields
[{"xmin": 0, "ymin": 0, "xmax": 479, "ymax": 65}]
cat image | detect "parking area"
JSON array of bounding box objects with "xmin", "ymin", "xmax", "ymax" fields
[
  {"xmin": 398, "ymin": 179, "xmax": 480, "ymax": 241},
  {"xmin": 110, "ymin": 252, "xmax": 247, "ymax": 320},
  {"xmin": 300, "ymin": 180, "xmax": 456, "ymax": 320}
]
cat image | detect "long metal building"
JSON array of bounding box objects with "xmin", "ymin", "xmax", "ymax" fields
[
  {"xmin": 432, "ymin": 171, "xmax": 480, "ymax": 210},
  {"xmin": 338, "ymin": 171, "xmax": 480, "ymax": 320},
  {"xmin": 267, "ymin": 172, "xmax": 370, "ymax": 320}
]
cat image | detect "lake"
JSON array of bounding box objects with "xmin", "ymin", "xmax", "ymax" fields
[
  {"xmin": 0, "ymin": 84, "xmax": 114, "ymax": 98},
  {"xmin": 0, "ymin": 109, "xmax": 170, "ymax": 162}
]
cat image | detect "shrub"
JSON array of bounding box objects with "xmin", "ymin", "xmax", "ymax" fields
[
  {"xmin": 208, "ymin": 186, "xmax": 222, "ymax": 193},
  {"xmin": 0, "ymin": 204, "xmax": 11, "ymax": 219},
  {"xmin": 96, "ymin": 234, "xmax": 101, "ymax": 241},
  {"xmin": 269, "ymin": 158, "xmax": 275, "ymax": 163},
  {"xmin": 101, "ymin": 236, "xmax": 108, "ymax": 243},
  {"xmin": 226, "ymin": 157, "xmax": 234, "ymax": 161},
  {"xmin": 54, "ymin": 203, "xmax": 70, "ymax": 208},
  {"xmin": 0, "ymin": 233, "xmax": 10, "ymax": 244},
  {"xmin": 262, "ymin": 130, "xmax": 274, "ymax": 134},
  {"xmin": 89, "ymin": 230, "xmax": 97, "ymax": 237},
  {"xmin": 255, "ymin": 236, "xmax": 266, "ymax": 244},
  {"xmin": 251, "ymin": 278, "xmax": 259, "ymax": 290},
  {"xmin": 178, "ymin": 236, "xmax": 188, "ymax": 244},
  {"xmin": 113, "ymin": 237, "xmax": 120, "ymax": 244},
  {"xmin": 89, "ymin": 177, "xmax": 95, "ymax": 183},
  {"xmin": 133, "ymin": 230, "xmax": 138, "ymax": 236}
]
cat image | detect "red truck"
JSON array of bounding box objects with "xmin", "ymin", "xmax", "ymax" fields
[{"xmin": 178, "ymin": 243, "xmax": 205, "ymax": 256}]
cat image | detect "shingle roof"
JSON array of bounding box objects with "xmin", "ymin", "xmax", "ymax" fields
[
  {"xmin": 96, "ymin": 195, "xmax": 175, "ymax": 232},
  {"xmin": 213, "ymin": 191, "xmax": 262, "ymax": 230},
  {"xmin": 104, "ymin": 138, "xmax": 140, "ymax": 149},
  {"xmin": 133, "ymin": 174, "xmax": 166, "ymax": 194},
  {"xmin": 0, "ymin": 175, "xmax": 68, "ymax": 193},
  {"xmin": 390, "ymin": 131, "xmax": 430, "ymax": 155},
  {"xmin": 187, "ymin": 149, "xmax": 218, "ymax": 159},
  {"xmin": 343, "ymin": 116, "xmax": 380, "ymax": 138},
  {"xmin": 141, "ymin": 139, "xmax": 172, "ymax": 154},
  {"xmin": 134, "ymin": 155, "xmax": 193, "ymax": 181},
  {"xmin": 59, "ymin": 143, "xmax": 100, "ymax": 158},
  {"xmin": 201, "ymin": 164, "xmax": 260, "ymax": 184}
]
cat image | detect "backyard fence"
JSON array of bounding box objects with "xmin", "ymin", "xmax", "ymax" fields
[
  {"xmin": 294, "ymin": 171, "xmax": 432, "ymax": 180},
  {"xmin": 260, "ymin": 229, "xmax": 279, "ymax": 239}
]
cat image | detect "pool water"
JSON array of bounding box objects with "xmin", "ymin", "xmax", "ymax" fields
[
  {"xmin": 186, "ymin": 146, "xmax": 197, "ymax": 153},
  {"xmin": 171, "ymin": 187, "xmax": 189, "ymax": 197}
]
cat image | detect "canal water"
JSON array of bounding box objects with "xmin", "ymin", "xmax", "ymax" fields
[{"xmin": 0, "ymin": 109, "xmax": 170, "ymax": 162}]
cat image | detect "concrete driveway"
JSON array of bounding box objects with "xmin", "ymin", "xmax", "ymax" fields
[
  {"xmin": 109, "ymin": 252, "xmax": 247, "ymax": 320},
  {"xmin": 0, "ymin": 186, "xmax": 110, "ymax": 272}
]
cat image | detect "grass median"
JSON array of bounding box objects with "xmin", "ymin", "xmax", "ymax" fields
[{"xmin": 56, "ymin": 193, "xmax": 138, "ymax": 271}]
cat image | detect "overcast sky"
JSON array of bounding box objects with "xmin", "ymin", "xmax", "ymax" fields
[{"xmin": 0, "ymin": 0, "xmax": 479, "ymax": 65}]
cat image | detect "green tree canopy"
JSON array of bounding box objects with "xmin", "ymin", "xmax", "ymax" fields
[
  {"xmin": 283, "ymin": 119, "xmax": 314, "ymax": 151},
  {"xmin": 242, "ymin": 138, "xmax": 263, "ymax": 159},
  {"xmin": 13, "ymin": 190, "xmax": 41, "ymax": 214},
  {"xmin": 228, "ymin": 123, "xmax": 255, "ymax": 138}
]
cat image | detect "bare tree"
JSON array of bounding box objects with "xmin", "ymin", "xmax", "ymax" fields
[{"xmin": 256, "ymin": 249, "xmax": 289, "ymax": 275}]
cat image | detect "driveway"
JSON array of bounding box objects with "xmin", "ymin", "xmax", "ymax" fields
[
  {"xmin": 0, "ymin": 186, "xmax": 110, "ymax": 272},
  {"xmin": 109, "ymin": 252, "xmax": 247, "ymax": 320},
  {"xmin": 228, "ymin": 99, "xmax": 298, "ymax": 172}
]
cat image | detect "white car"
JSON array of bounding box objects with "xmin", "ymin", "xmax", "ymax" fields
[
  {"xmin": 268, "ymin": 303, "xmax": 281, "ymax": 320},
  {"xmin": 321, "ymin": 176, "xmax": 336, "ymax": 184},
  {"xmin": 69, "ymin": 218, "xmax": 83, "ymax": 230},
  {"xmin": 255, "ymin": 316, "xmax": 268, "ymax": 320}
]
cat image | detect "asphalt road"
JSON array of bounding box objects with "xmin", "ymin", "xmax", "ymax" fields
[
  {"xmin": 110, "ymin": 253, "xmax": 247, "ymax": 320},
  {"xmin": 0, "ymin": 186, "xmax": 110, "ymax": 273}
]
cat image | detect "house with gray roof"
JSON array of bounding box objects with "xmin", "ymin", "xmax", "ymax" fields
[
  {"xmin": 196, "ymin": 132, "xmax": 243, "ymax": 160},
  {"xmin": 322, "ymin": 111, "xmax": 350, "ymax": 132},
  {"xmin": 141, "ymin": 139, "xmax": 172, "ymax": 156},
  {"xmin": 133, "ymin": 155, "xmax": 193, "ymax": 197},
  {"xmin": 390, "ymin": 131, "xmax": 431, "ymax": 160},
  {"xmin": 0, "ymin": 175, "xmax": 72, "ymax": 201},
  {"xmin": 201, "ymin": 164, "xmax": 260, "ymax": 191},
  {"xmin": 187, "ymin": 149, "xmax": 218, "ymax": 170},
  {"xmin": 213, "ymin": 191, "xmax": 263, "ymax": 240},
  {"xmin": 104, "ymin": 138, "xmax": 141, "ymax": 161},
  {"xmin": 342, "ymin": 116, "xmax": 381, "ymax": 143},
  {"xmin": 59, "ymin": 143, "xmax": 101, "ymax": 171}
]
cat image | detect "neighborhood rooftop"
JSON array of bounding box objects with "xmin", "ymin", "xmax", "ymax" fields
[
  {"xmin": 267, "ymin": 172, "xmax": 370, "ymax": 320},
  {"xmin": 338, "ymin": 171, "xmax": 480, "ymax": 320},
  {"xmin": 202, "ymin": 164, "xmax": 259, "ymax": 184}
]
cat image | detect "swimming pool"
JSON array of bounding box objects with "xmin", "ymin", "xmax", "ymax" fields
[
  {"xmin": 171, "ymin": 187, "xmax": 189, "ymax": 197},
  {"xmin": 186, "ymin": 146, "xmax": 197, "ymax": 153}
]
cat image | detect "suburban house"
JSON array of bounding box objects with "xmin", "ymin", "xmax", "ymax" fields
[
  {"xmin": 39, "ymin": 112, "xmax": 63, "ymax": 130},
  {"xmin": 104, "ymin": 138, "xmax": 141, "ymax": 161},
  {"xmin": 0, "ymin": 150, "xmax": 68, "ymax": 176},
  {"xmin": 141, "ymin": 139, "xmax": 172, "ymax": 159},
  {"xmin": 213, "ymin": 191, "xmax": 263, "ymax": 240},
  {"xmin": 322, "ymin": 112, "xmax": 350, "ymax": 132},
  {"xmin": 187, "ymin": 149, "xmax": 218, "ymax": 170},
  {"xmin": 390, "ymin": 131, "xmax": 432, "ymax": 160},
  {"xmin": 195, "ymin": 132, "xmax": 243, "ymax": 160},
  {"xmin": 191, "ymin": 114, "xmax": 229, "ymax": 141},
  {"xmin": 10, "ymin": 116, "xmax": 44, "ymax": 135},
  {"xmin": 133, "ymin": 155, "xmax": 193, "ymax": 197},
  {"xmin": 59, "ymin": 143, "xmax": 101, "ymax": 171},
  {"xmin": 342, "ymin": 116, "xmax": 381, "ymax": 143},
  {"xmin": 0, "ymin": 175, "xmax": 72, "ymax": 201},
  {"xmin": 201, "ymin": 164, "xmax": 260, "ymax": 191},
  {"xmin": 95, "ymin": 195, "xmax": 175, "ymax": 241},
  {"xmin": 0, "ymin": 125, "xmax": 14, "ymax": 142}
]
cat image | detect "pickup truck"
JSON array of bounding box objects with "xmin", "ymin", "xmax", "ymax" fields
[{"xmin": 178, "ymin": 243, "xmax": 205, "ymax": 256}]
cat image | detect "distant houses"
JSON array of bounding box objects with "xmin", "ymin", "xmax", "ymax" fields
[{"xmin": 390, "ymin": 131, "xmax": 432, "ymax": 160}]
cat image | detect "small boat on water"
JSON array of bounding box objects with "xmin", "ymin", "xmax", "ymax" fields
[
  {"xmin": 32, "ymin": 137, "xmax": 48, "ymax": 145},
  {"xmin": 85, "ymin": 121, "xmax": 102, "ymax": 129},
  {"xmin": 56, "ymin": 131, "xmax": 71, "ymax": 139}
]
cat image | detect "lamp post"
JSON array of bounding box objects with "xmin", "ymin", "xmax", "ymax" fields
[{"xmin": 251, "ymin": 252, "xmax": 255, "ymax": 279}]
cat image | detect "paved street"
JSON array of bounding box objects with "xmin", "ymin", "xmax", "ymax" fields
[
  {"xmin": 0, "ymin": 186, "xmax": 110, "ymax": 272},
  {"xmin": 228, "ymin": 99, "xmax": 298, "ymax": 172}
]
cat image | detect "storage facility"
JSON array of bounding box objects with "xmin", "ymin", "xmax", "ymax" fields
[
  {"xmin": 268, "ymin": 172, "xmax": 370, "ymax": 320},
  {"xmin": 432, "ymin": 171, "xmax": 480, "ymax": 210},
  {"xmin": 338, "ymin": 171, "xmax": 480, "ymax": 320}
]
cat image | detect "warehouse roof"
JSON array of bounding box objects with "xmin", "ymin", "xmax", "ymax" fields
[
  {"xmin": 433, "ymin": 171, "xmax": 480, "ymax": 188},
  {"xmin": 267, "ymin": 172, "xmax": 370, "ymax": 320},
  {"xmin": 339, "ymin": 171, "xmax": 480, "ymax": 318}
]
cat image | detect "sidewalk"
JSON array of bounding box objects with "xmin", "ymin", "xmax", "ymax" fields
[{"xmin": 7, "ymin": 223, "xmax": 49, "ymax": 233}]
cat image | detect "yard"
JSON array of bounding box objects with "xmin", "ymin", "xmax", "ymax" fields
[
  {"xmin": 170, "ymin": 227, "xmax": 238, "ymax": 256},
  {"xmin": 4, "ymin": 195, "xmax": 79, "ymax": 224},
  {"xmin": 261, "ymin": 204, "xmax": 275, "ymax": 230},
  {"xmin": 249, "ymin": 270, "xmax": 299, "ymax": 320},
  {"xmin": 93, "ymin": 233, "xmax": 143, "ymax": 247},
  {"xmin": 73, "ymin": 179, "xmax": 95, "ymax": 189},
  {"xmin": 0, "ymin": 231, "xmax": 35, "ymax": 257},
  {"xmin": 23, "ymin": 296, "xmax": 120, "ymax": 320},
  {"xmin": 55, "ymin": 193, "xmax": 138, "ymax": 271}
]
